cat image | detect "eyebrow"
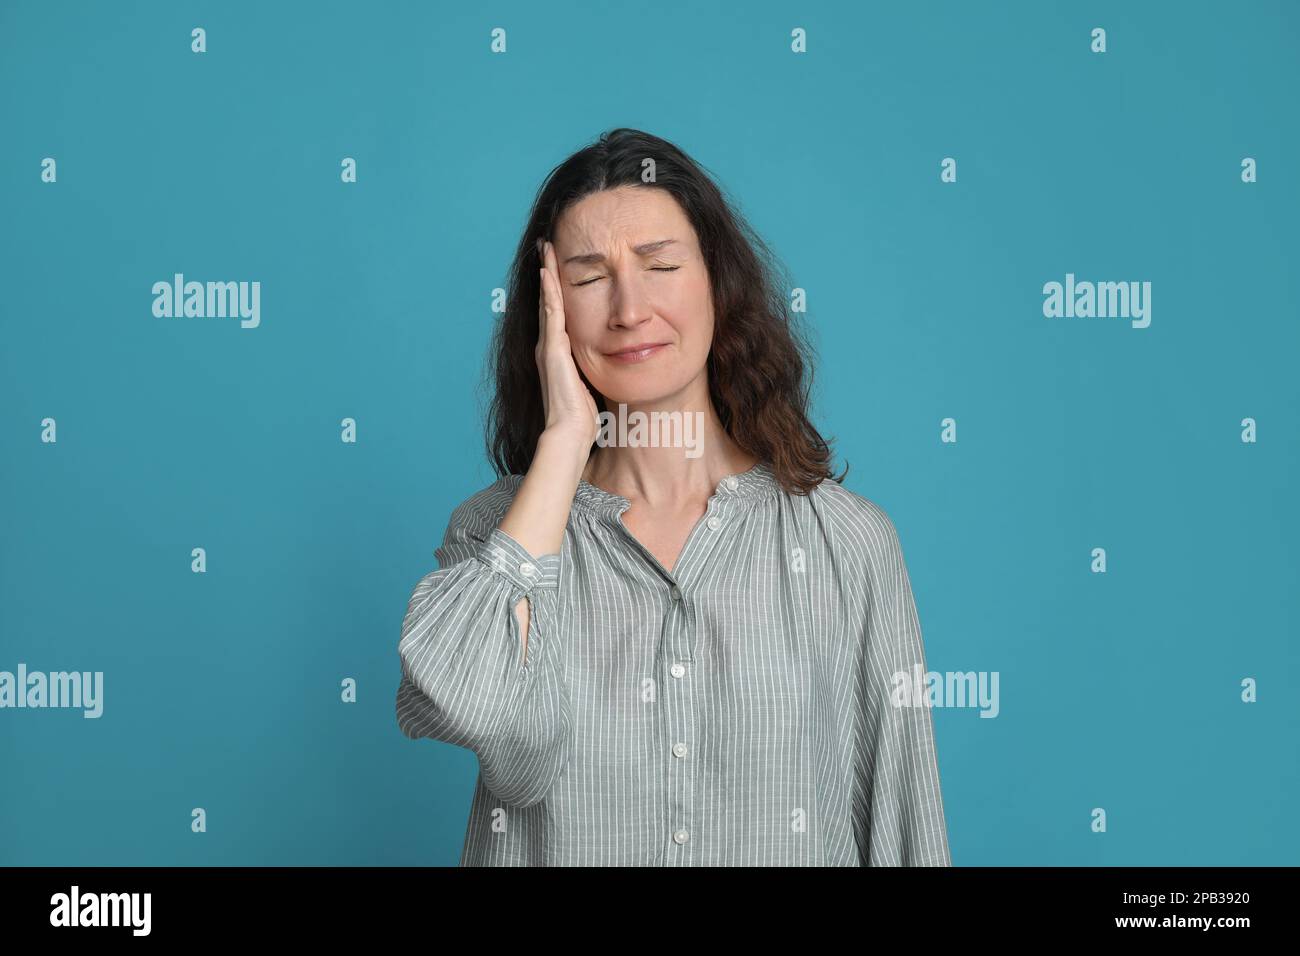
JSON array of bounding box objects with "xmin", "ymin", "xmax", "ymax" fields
[{"xmin": 562, "ymin": 239, "xmax": 679, "ymax": 266}]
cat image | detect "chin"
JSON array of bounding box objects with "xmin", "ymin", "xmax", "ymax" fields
[
  {"xmin": 592, "ymin": 381, "xmax": 687, "ymax": 407},
  {"xmin": 584, "ymin": 354, "xmax": 704, "ymax": 407}
]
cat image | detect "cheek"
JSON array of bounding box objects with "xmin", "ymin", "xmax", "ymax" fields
[
  {"xmin": 667, "ymin": 281, "xmax": 714, "ymax": 345},
  {"xmin": 565, "ymin": 318, "xmax": 607, "ymax": 375},
  {"xmin": 559, "ymin": 298, "xmax": 599, "ymax": 344}
]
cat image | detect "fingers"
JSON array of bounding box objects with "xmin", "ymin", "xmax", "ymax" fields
[
  {"xmin": 535, "ymin": 239, "xmax": 556, "ymax": 415},
  {"xmin": 539, "ymin": 240, "xmax": 566, "ymax": 351},
  {"xmin": 536, "ymin": 253, "xmax": 549, "ymax": 349}
]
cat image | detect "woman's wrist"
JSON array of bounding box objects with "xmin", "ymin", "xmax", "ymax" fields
[
  {"xmin": 497, "ymin": 429, "xmax": 589, "ymax": 559},
  {"xmin": 536, "ymin": 427, "xmax": 593, "ymax": 477}
]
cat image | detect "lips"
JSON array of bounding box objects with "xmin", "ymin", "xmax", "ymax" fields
[{"xmin": 604, "ymin": 343, "xmax": 669, "ymax": 364}]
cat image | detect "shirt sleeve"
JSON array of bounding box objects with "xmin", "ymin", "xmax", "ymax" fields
[
  {"xmin": 853, "ymin": 508, "xmax": 953, "ymax": 866},
  {"xmin": 395, "ymin": 482, "xmax": 573, "ymax": 808}
]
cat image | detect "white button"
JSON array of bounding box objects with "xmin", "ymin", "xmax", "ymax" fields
[
  {"xmin": 724, "ymin": 476, "xmax": 739, "ymax": 491},
  {"xmin": 673, "ymin": 829, "xmax": 689, "ymax": 845},
  {"xmin": 670, "ymin": 663, "xmax": 686, "ymax": 679},
  {"xmin": 519, "ymin": 562, "xmax": 538, "ymax": 578},
  {"xmin": 706, "ymin": 516, "xmax": 721, "ymax": 530},
  {"xmin": 672, "ymin": 742, "xmax": 688, "ymax": 758},
  {"xmin": 669, "ymin": 585, "xmax": 682, "ymax": 601}
]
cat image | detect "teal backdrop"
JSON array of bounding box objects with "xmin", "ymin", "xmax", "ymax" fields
[{"xmin": 2, "ymin": 0, "xmax": 1297, "ymax": 865}]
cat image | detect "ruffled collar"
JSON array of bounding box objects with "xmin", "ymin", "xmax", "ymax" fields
[{"xmin": 571, "ymin": 460, "xmax": 780, "ymax": 518}]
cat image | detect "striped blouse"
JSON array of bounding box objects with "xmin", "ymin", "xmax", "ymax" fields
[{"xmin": 395, "ymin": 461, "xmax": 952, "ymax": 866}]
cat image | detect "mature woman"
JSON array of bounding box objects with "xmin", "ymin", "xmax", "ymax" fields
[{"xmin": 396, "ymin": 128, "xmax": 951, "ymax": 866}]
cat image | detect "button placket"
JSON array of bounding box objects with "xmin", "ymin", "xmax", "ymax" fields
[
  {"xmin": 663, "ymin": 566, "xmax": 694, "ymax": 863},
  {"xmin": 583, "ymin": 472, "xmax": 764, "ymax": 863}
]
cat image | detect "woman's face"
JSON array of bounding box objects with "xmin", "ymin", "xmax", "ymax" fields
[{"xmin": 551, "ymin": 185, "xmax": 713, "ymax": 408}]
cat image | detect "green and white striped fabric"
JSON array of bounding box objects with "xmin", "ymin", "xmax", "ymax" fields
[{"xmin": 397, "ymin": 462, "xmax": 951, "ymax": 866}]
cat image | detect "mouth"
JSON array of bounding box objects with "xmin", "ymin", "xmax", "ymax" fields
[{"xmin": 603, "ymin": 342, "xmax": 670, "ymax": 364}]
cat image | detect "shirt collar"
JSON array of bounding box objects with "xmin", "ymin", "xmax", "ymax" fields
[{"xmin": 572, "ymin": 460, "xmax": 779, "ymax": 519}]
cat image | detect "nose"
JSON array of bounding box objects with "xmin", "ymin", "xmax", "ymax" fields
[{"xmin": 608, "ymin": 263, "xmax": 654, "ymax": 331}]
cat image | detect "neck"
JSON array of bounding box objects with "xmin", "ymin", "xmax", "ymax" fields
[{"xmin": 582, "ymin": 385, "xmax": 757, "ymax": 509}]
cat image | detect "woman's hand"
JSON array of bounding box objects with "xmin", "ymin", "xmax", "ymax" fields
[
  {"xmin": 494, "ymin": 238, "xmax": 600, "ymax": 654},
  {"xmin": 536, "ymin": 238, "xmax": 600, "ymax": 453}
]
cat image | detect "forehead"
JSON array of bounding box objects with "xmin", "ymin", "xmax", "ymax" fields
[{"xmin": 556, "ymin": 186, "xmax": 693, "ymax": 248}]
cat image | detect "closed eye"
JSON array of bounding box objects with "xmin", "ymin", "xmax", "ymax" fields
[{"xmin": 573, "ymin": 266, "xmax": 680, "ymax": 287}]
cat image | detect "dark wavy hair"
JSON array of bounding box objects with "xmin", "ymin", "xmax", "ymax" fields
[{"xmin": 484, "ymin": 127, "xmax": 847, "ymax": 495}]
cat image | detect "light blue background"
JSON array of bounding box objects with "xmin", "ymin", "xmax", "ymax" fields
[{"xmin": 2, "ymin": 0, "xmax": 1296, "ymax": 865}]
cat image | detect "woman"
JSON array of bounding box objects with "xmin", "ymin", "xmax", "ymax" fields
[{"xmin": 396, "ymin": 128, "xmax": 951, "ymax": 866}]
